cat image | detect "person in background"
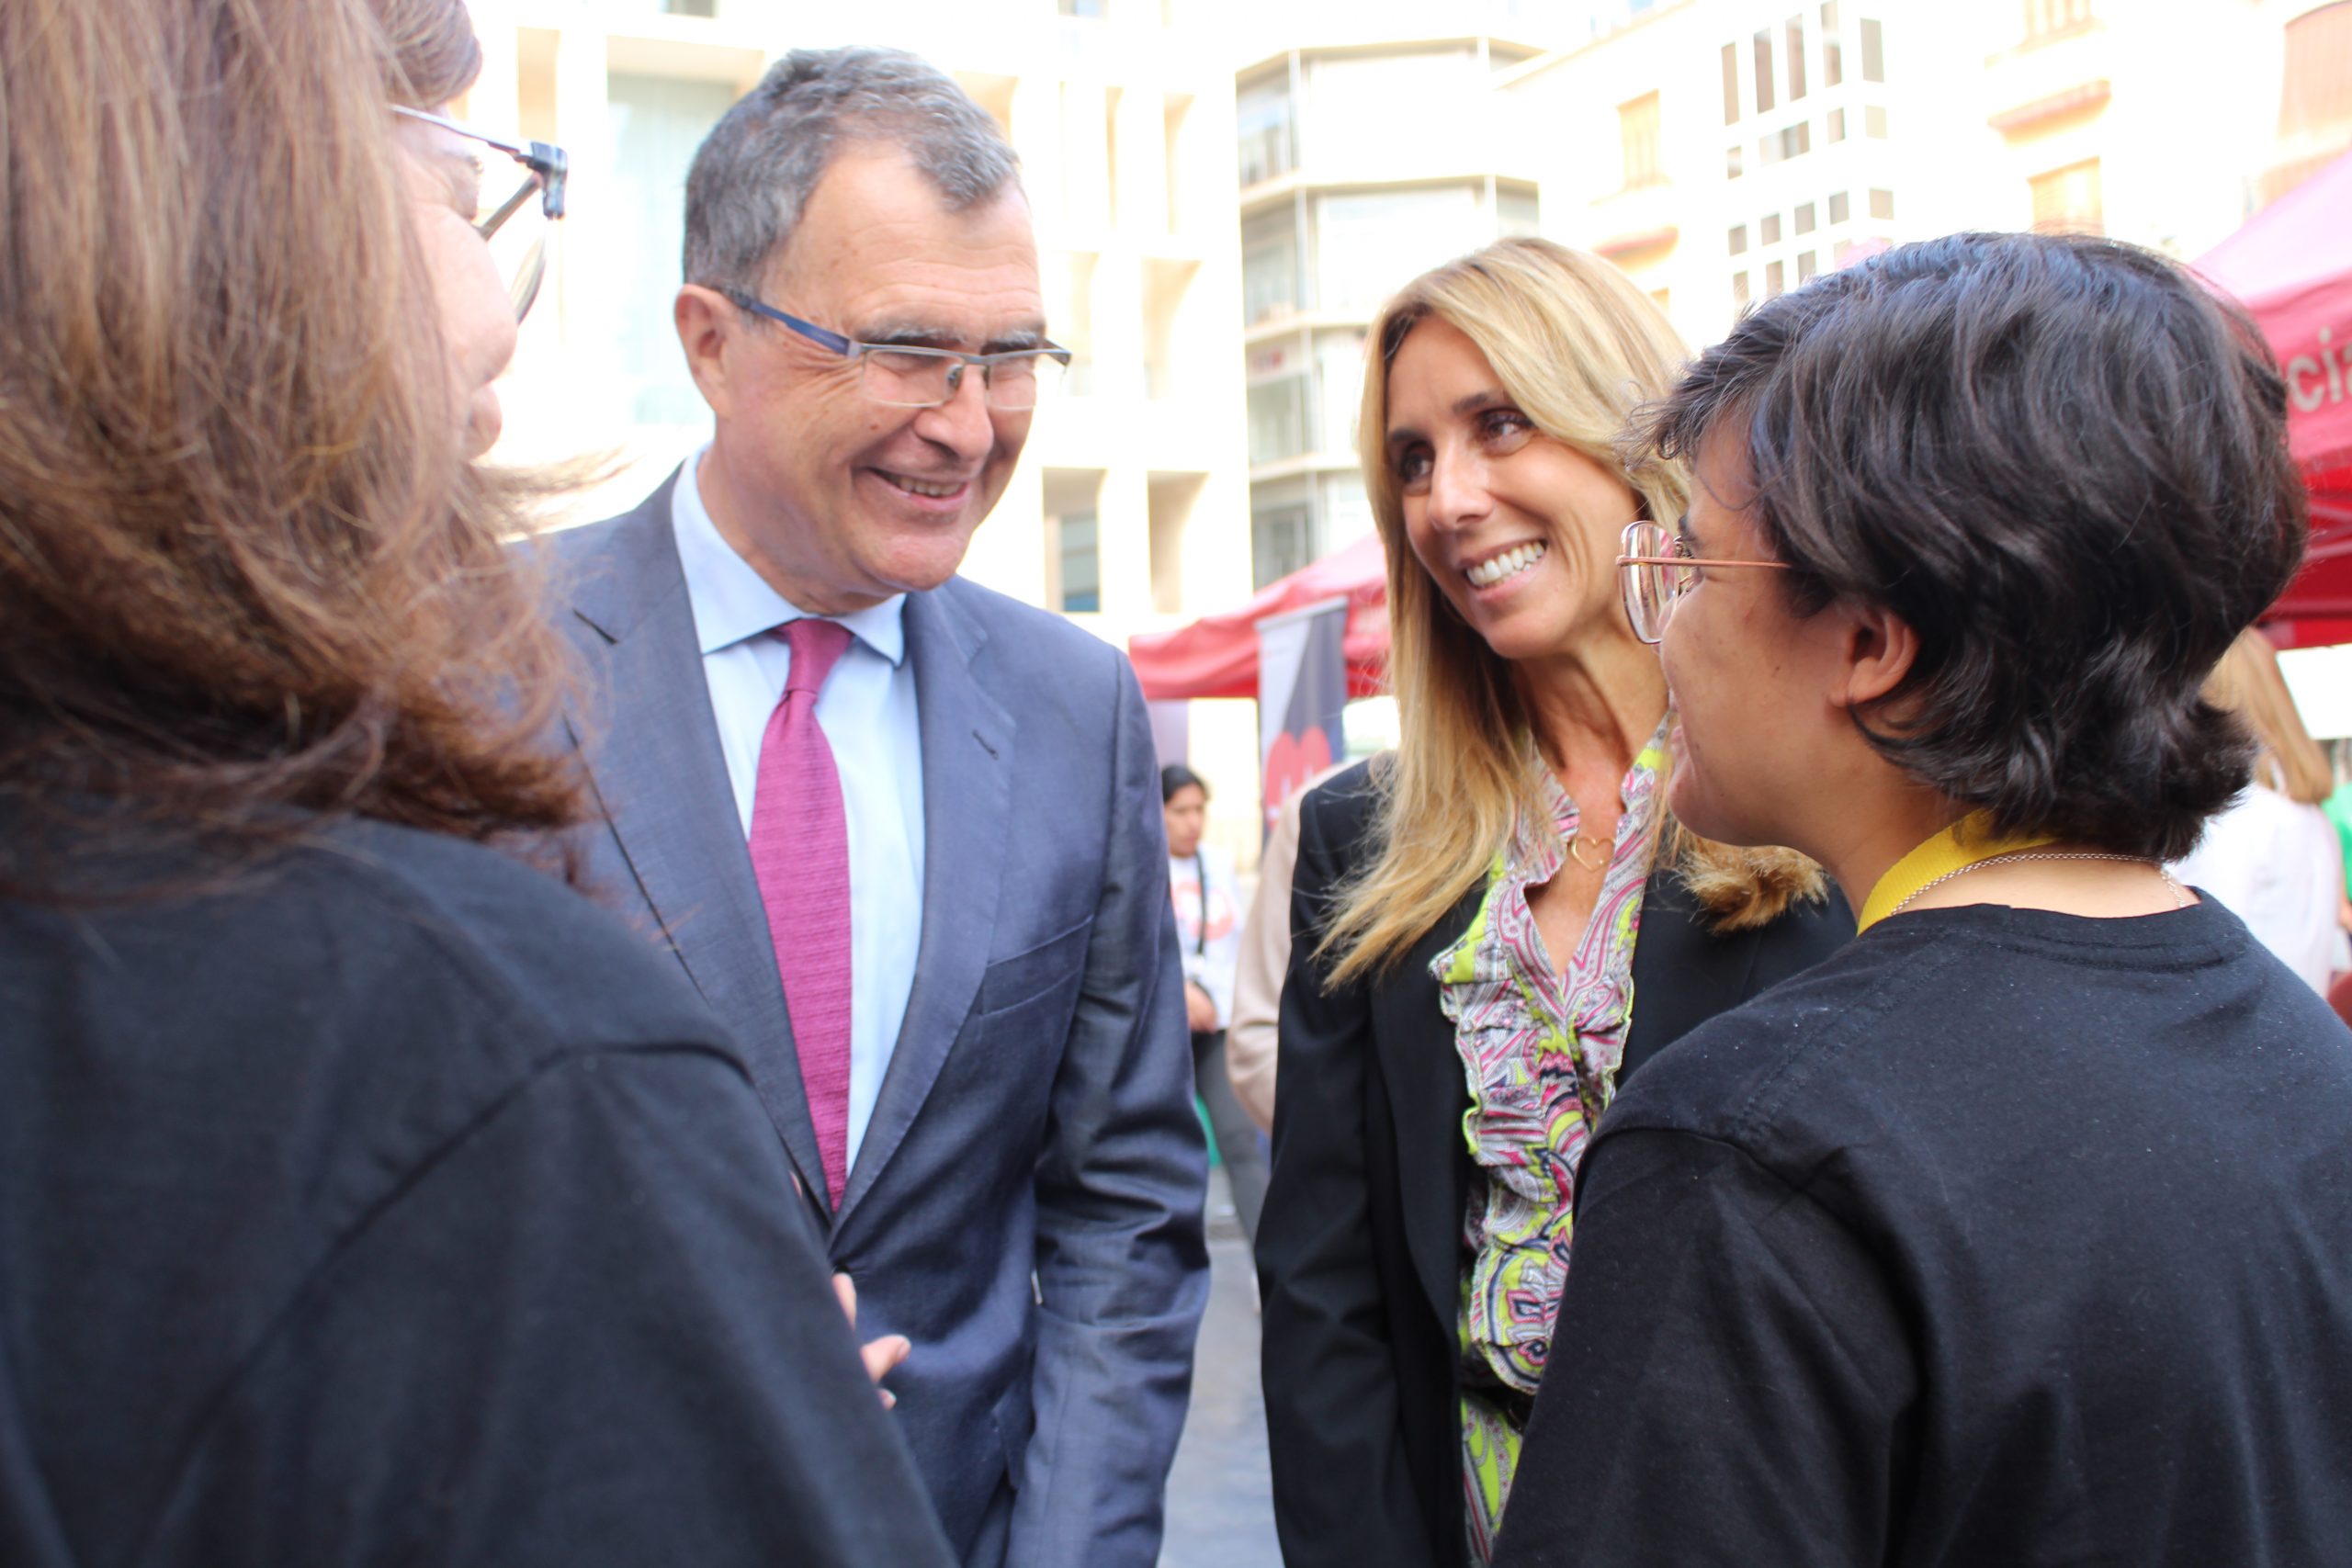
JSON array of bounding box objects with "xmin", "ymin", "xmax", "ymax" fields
[
  {"xmin": 1164, "ymin": 763, "xmax": 1267, "ymax": 1244},
  {"xmin": 0, "ymin": 2, "xmax": 953, "ymax": 1564},
  {"xmin": 1493, "ymin": 231, "xmax": 2352, "ymax": 1568},
  {"xmin": 1255, "ymin": 237, "xmax": 1852, "ymax": 1568},
  {"xmin": 541, "ymin": 47, "xmax": 1206, "ymax": 1567},
  {"xmin": 2172, "ymin": 626, "xmax": 2349, "ymax": 992},
  {"xmin": 1227, "ymin": 761, "xmax": 1349, "ymax": 1133}
]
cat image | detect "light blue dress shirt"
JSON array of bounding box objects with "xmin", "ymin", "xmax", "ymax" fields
[{"xmin": 671, "ymin": 452, "xmax": 926, "ymax": 1174}]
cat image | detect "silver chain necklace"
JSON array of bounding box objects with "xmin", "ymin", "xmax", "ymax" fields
[{"xmin": 1887, "ymin": 849, "xmax": 2189, "ymax": 919}]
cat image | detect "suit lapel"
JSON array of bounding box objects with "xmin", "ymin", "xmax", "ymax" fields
[
  {"xmin": 833, "ymin": 581, "xmax": 1012, "ymax": 1229},
  {"xmin": 1621, "ymin": 868, "xmax": 1759, "ymax": 1087},
  {"xmin": 1380, "ymin": 884, "xmax": 1487, "ymax": 1337},
  {"xmin": 561, "ymin": 483, "xmax": 829, "ymax": 1204}
]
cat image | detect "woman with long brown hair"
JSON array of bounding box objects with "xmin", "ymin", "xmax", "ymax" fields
[
  {"xmin": 0, "ymin": 2, "xmax": 949, "ymax": 1562},
  {"xmin": 1255, "ymin": 237, "xmax": 1851, "ymax": 1568}
]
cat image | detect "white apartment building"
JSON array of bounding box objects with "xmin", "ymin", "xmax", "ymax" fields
[
  {"xmin": 1505, "ymin": 0, "xmax": 2352, "ymax": 355},
  {"xmin": 453, "ymin": 0, "xmax": 1266, "ymax": 848},
  {"xmin": 1235, "ymin": 28, "xmax": 1559, "ymax": 589}
]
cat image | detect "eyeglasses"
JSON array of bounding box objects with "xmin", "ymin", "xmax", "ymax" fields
[
  {"xmin": 392, "ymin": 106, "xmax": 568, "ymax": 322},
  {"xmin": 1616, "ymin": 519, "xmax": 1792, "ymax": 644},
  {"xmin": 725, "ymin": 293, "xmax": 1073, "ymax": 412}
]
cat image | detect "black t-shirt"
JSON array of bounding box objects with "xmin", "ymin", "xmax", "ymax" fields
[
  {"xmin": 1493, "ymin": 897, "xmax": 2352, "ymax": 1568},
  {"xmin": 0, "ymin": 819, "xmax": 954, "ymax": 1568}
]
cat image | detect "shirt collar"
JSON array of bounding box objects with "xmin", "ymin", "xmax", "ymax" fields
[{"xmin": 669, "ymin": 446, "xmax": 908, "ymax": 667}]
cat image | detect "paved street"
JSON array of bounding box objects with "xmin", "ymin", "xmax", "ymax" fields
[{"xmin": 1159, "ymin": 1170, "xmax": 1283, "ymax": 1568}]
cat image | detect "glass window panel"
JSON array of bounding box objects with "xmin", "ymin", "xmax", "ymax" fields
[
  {"xmin": 1620, "ymin": 93, "xmax": 1663, "ymax": 186},
  {"xmin": 1824, "ymin": 1, "xmax": 1844, "ymax": 85},
  {"xmin": 1058, "ymin": 513, "xmax": 1101, "ymax": 612},
  {"xmin": 1723, "ymin": 41, "xmax": 1741, "ymax": 124},
  {"xmin": 1729, "ymin": 222, "xmax": 1749, "ymax": 255},
  {"xmin": 1727, "ymin": 143, "xmax": 1746, "ymax": 178},
  {"xmin": 1787, "ymin": 17, "xmax": 1808, "ymax": 100},
  {"xmin": 1315, "ymin": 187, "xmax": 1477, "ymax": 314},
  {"xmin": 1860, "ymin": 17, "xmax": 1884, "ymax": 81},
  {"xmin": 1252, "ymin": 502, "xmax": 1315, "ymax": 590},
  {"xmin": 1797, "ymin": 250, "xmax": 1818, "ymax": 282},
  {"xmin": 1761, "ymin": 212, "xmax": 1782, "ymax": 244},
  {"xmin": 1828, "ymin": 106, "xmax": 1846, "ymax": 141},
  {"xmin": 1869, "ymin": 186, "xmax": 1895, "ymax": 219},
  {"xmin": 1497, "ymin": 186, "xmax": 1542, "ymax": 238},
  {"xmin": 1754, "ymin": 28, "xmax": 1777, "ymax": 113},
  {"xmin": 1237, "ymin": 73, "xmax": 1295, "ymax": 186},
  {"xmin": 2029, "ymin": 158, "xmax": 2103, "ymax": 234},
  {"xmin": 1829, "ymin": 188, "xmax": 1850, "ymax": 222},
  {"xmin": 1248, "ymin": 375, "xmax": 1310, "ymax": 465},
  {"xmin": 1242, "ymin": 208, "xmax": 1300, "ymax": 325},
  {"xmin": 1733, "ymin": 269, "xmax": 1752, "ymax": 306},
  {"xmin": 1766, "ymin": 259, "xmax": 1786, "ymax": 296},
  {"xmin": 1794, "ymin": 201, "xmax": 1816, "ymax": 233},
  {"xmin": 607, "ymin": 73, "xmax": 741, "ymax": 427},
  {"xmin": 1867, "ymin": 104, "xmax": 1888, "ymax": 138}
]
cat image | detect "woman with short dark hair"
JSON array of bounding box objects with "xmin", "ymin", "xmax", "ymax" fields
[
  {"xmin": 1492, "ymin": 231, "xmax": 2352, "ymax": 1567},
  {"xmin": 0, "ymin": 2, "xmax": 950, "ymax": 1563}
]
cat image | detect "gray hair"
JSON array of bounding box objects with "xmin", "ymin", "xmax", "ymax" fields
[{"xmin": 683, "ymin": 46, "xmax": 1022, "ymax": 294}]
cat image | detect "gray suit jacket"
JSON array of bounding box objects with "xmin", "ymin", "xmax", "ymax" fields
[{"xmin": 538, "ymin": 477, "xmax": 1210, "ymax": 1568}]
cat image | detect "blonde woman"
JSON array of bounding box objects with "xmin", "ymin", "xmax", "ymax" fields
[
  {"xmin": 1254, "ymin": 238, "xmax": 1850, "ymax": 1568},
  {"xmin": 2171, "ymin": 628, "xmax": 2349, "ymax": 991}
]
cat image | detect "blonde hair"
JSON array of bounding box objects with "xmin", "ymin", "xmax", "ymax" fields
[
  {"xmin": 2207, "ymin": 627, "xmax": 2331, "ymax": 806},
  {"xmin": 1321, "ymin": 239, "xmax": 1822, "ymax": 986}
]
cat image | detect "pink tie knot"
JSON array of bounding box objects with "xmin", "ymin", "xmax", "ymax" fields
[{"xmin": 781, "ymin": 616, "xmax": 854, "ymax": 699}]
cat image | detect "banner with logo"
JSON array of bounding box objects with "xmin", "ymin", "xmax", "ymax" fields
[{"xmin": 1256, "ymin": 595, "xmax": 1349, "ymax": 840}]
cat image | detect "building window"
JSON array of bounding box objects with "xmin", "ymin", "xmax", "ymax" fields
[
  {"xmin": 1867, "ymin": 104, "xmax": 1888, "ymax": 138},
  {"xmin": 1827, "ymin": 106, "xmax": 1846, "ymax": 141},
  {"xmin": 1734, "ymin": 270, "xmax": 1751, "ymax": 306},
  {"xmin": 1729, "ymin": 222, "xmax": 1749, "ymax": 255},
  {"xmin": 1059, "ymin": 0, "xmax": 1106, "ymax": 15},
  {"xmin": 1786, "ymin": 16, "xmax": 1809, "ymax": 99},
  {"xmin": 1241, "ymin": 208, "xmax": 1300, "ymax": 325},
  {"xmin": 2023, "ymin": 0, "xmax": 2091, "ymax": 40},
  {"xmin": 1247, "ymin": 374, "xmax": 1311, "ymax": 466},
  {"xmin": 1766, "ymin": 258, "xmax": 1786, "ymax": 296},
  {"xmin": 1794, "ymin": 200, "xmax": 1816, "ymax": 234},
  {"xmin": 1237, "ymin": 73, "xmax": 1295, "ymax": 187},
  {"xmin": 1823, "ymin": 0, "xmax": 1844, "ymax": 85},
  {"xmin": 1727, "ymin": 144, "xmax": 1746, "ymax": 178},
  {"xmin": 1868, "ymin": 186, "xmax": 1895, "ymax": 220},
  {"xmin": 1722, "ymin": 40, "xmax": 1741, "ymax": 124},
  {"xmin": 1057, "ymin": 513, "xmax": 1101, "ymax": 612},
  {"xmin": 1252, "ymin": 501, "xmax": 1315, "ymax": 590},
  {"xmin": 1798, "ymin": 250, "xmax": 1818, "ymax": 282},
  {"xmin": 1829, "ymin": 188, "xmax": 1850, "ymax": 222},
  {"xmin": 608, "ymin": 73, "xmax": 741, "ymax": 426},
  {"xmin": 1498, "ymin": 186, "xmax": 1542, "ymax": 238},
  {"xmin": 1761, "ymin": 212, "xmax": 1782, "ymax": 244},
  {"xmin": 2029, "ymin": 158, "xmax": 2103, "ymax": 234},
  {"xmin": 1754, "ymin": 29, "xmax": 1776, "ymax": 115},
  {"xmin": 1317, "ymin": 186, "xmax": 1479, "ymax": 315},
  {"xmin": 1760, "ymin": 122, "xmax": 1810, "ymax": 165},
  {"xmin": 1620, "ymin": 93, "xmax": 1664, "ymax": 187},
  {"xmin": 1860, "ymin": 17, "xmax": 1884, "ymax": 81},
  {"xmin": 660, "ymin": 0, "xmax": 717, "ymax": 13}
]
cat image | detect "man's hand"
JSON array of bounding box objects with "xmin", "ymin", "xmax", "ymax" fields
[
  {"xmin": 1183, "ymin": 981, "xmax": 1217, "ymax": 1033},
  {"xmin": 832, "ymin": 1272, "xmax": 910, "ymax": 1410}
]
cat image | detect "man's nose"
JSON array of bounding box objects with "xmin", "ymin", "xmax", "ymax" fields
[{"xmin": 911, "ymin": 365, "xmax": 996, "ymax": 458}]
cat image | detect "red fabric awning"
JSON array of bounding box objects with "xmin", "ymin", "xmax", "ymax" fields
[
  {"xmin": 2194, "ymin": 146, "xmax": 2352, "ymax": 628},
  {"xmin": 1129, "ymin": 531, "xmax": 1390, "ymax": 701}
]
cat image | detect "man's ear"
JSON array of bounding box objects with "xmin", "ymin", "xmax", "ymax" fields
[
  {"xmin": 1830, "ymin": 600, "xmax": 1922, "ymax": 715},
  {"xmin": 675, "ymin": 285, "xmax": 735, "ymax": 420}
]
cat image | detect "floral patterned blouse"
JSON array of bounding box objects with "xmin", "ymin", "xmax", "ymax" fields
[{"xmin": 1431, "ymin": 729, "xmax": 1666, "ymax": 1562}]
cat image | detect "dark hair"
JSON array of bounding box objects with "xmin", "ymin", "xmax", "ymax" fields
[
  {"xmin": 1642, "ymin": 231, "xmax": 2304, "ymax": 862},
  {"xmin": 683, "ymin": 46, "xmax": 1020, "ymax": 295},
  {"xmin": 0, "ymin": 0, "xmax": 588, "ymax": 899},
  {"xmin": 1160, "ymin": 764, "xmax": 1208, "ymax": 805}
]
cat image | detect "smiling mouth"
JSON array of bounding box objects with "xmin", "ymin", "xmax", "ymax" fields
[
  {"xmin": 1464, "ymin": 541, "xmax": 1546, "ymax": 588},
  {"xmin": 876, "ymin": 469, "xmax": 969, "ymax": 500}
]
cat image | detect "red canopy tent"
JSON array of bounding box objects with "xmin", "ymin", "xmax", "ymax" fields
[
  {"xmin": 1129, "ymin": 530, "xmax": 1391, "ymax": 701},
  {"xmin": 2196, "ymin": 146, "xmax": 2352, "ymax": 648}
]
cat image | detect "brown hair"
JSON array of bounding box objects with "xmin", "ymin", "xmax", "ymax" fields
[
  {"xmin": 2208, "ymin": 628, "xmax": 2332, "ymax": 807},
  {"xmin": 1318, "ymin": 239, "xmax": 1822, "ymax": 987},
  {"xmin": 0, "ymin": 0, "xmax": 585, "ymax": 897}
]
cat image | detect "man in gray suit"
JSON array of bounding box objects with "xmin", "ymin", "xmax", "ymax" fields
[{"xmin": 542, "ymin": 47, "xmax": 1208, "ymax": 1568}]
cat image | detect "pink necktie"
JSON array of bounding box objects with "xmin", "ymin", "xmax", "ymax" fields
[{"xmin": 748, "ymin": 617, "xmax": 856, "ymax": 1207}]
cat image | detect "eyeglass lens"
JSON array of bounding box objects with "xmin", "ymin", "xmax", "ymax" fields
[
  {"xmin": 861, "ymin": 348, "xmax": 1065, "ymax": 412},
  {"xmin": 1619, "ymin": 521, "xmax": 1684, "ymax": 645},
  {"xmin": 483, "ymin": 174, "xmax": 548, "ymax": 322}
]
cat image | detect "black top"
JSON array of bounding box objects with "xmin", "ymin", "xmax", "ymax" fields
[
  {"xmin": 0, "ymin": 819, "xmax": 955, "ymax": 1568},
  {"xmin": 1257, "ymin": 762, "xmax": 1855, "ymax": 1568},
  {"xmin": 1492, "ymin": 897, "xmax": 2352, "ymax": 1568}
]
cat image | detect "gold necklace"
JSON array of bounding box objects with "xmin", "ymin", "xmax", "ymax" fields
[
  {"xmin": 1566, "ymin": 833, "xmax": 1607, "ymax": 873},
  {"xmin": 1885, "ymin": 849, "xmax": 2188, "ymax": 919}
]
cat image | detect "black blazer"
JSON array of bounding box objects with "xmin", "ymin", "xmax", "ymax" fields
[{"xmin": 1256, "ymin": 762, "xmax": 1855, "ymax": 1568}]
